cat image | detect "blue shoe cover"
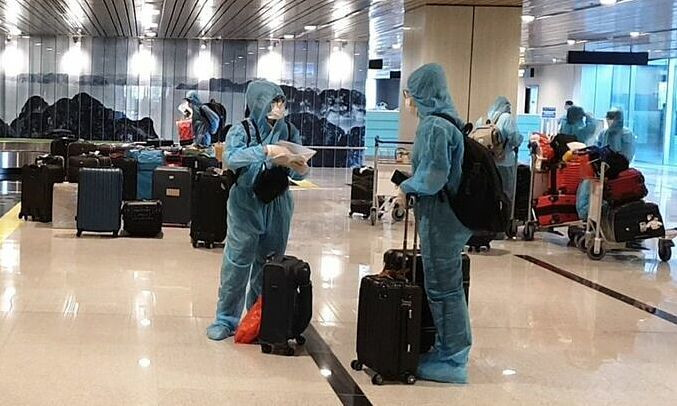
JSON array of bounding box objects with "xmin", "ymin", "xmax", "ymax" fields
[
  {"xmin": 417, "ymin": 360, "xmax": 468, "ymax": 384},
  {"xmin": 206, "ymin": 323, "xmax": 234, "ymax": 341}
]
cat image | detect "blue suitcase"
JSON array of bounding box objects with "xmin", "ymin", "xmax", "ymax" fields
[
  {"xmin": 76, "ymin": 168, "xmax": 123, "ymax": 237},
  {"xmin": 128, "ymin": 149, "xmax": 164, "ymax": 199}
]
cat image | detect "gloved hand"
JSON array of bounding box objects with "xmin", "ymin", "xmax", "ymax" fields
[
  {"xmin": 265, "ymin": 144, "xmax": 291, "ymax": 158},
  {"xmin": 289, "ymin": 160, "xmax": 310, "ymax": 176}
]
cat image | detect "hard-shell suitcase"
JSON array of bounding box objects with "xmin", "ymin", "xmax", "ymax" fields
[
  {"xmin": 190, "ymin": 170, "xmax": 233, "ymax": 248},
  {"xmin": 153, "ymin": 166, "xmax": 192, "ymax": 226},
  {"xmin": 353, "ymin": 199, "xmax": 421, "ymax": 385},
  {"xmin": 19, "ymin": 161, "xmax": 64, "ymax": 222},
  {"xmin": 128, "ymin": 149, "xmax": 165, "ymax": 200},
  {"xmin": 259, "ymin": 255, "xmax": 313, "ymax": 356},
  {"xmin": 384, "ymin": 248, "xmax": 470, "ymax": 355},
  {"xmin": 67, "ymin": 154, "xmax": 111, "ymax": 183},
  {"xmin": 604, "ymin": 201, "xmax": 664, "ymax": 243},
  {"xmin": 556, "ymin": 161, "xmax": 583, "ymax": 194},
  {"xmin": 52, "ymin": 182, "xmax": 78, "ymax": 229},
  {"xmin": 76, "ymin": 168, "xmax": 123, "ymax": 237},
  {"xmin": 112, "ymin": 156, "xmax": 138, "ymax": 201},
  {"xmin": 122, "ymin": 200, "xmax": 162, "ymax": 237},
  {"xmin": 350, "ymin": 167, "xmax": 373, "ymax": 218},
  {"xmin": 534, "ymin": 194, "xmax": 578, "ymax": 226},
  {"xmin": 515, "ymin": 164, "xmax": 531, "ymax": 221},
  {"xmin": 604, "ymin": 168, "xmax": 647, "ymax": 206}
]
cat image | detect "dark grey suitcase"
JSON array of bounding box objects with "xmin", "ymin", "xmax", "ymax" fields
[
  {"xmin": 153, "ymin": 166, "xmax": 192, "ymax": 226},
  {"xmin": 76, "ymin": 168, "xmax": 123, "ymax": 237}
]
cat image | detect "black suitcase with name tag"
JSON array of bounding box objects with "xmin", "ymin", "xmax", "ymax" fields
[
  {"xmin": 352, "ymin": 199, "xmax": 422, "ymax": 385},
  {"xmin": 19, "ymin": 158, "xmax": 65, "ymax": 222},
  {"xmin": 605, "ymin": 200, "xmax": 665, "ymax": 243},
  {"xmin": 122, "ymin": 200, "xmax": 163, "ymax": 237},
  {"xmin": 153, "ymin": 166, "xmax": 192, "ymax": 226},
  {"xmin": 259, "ymin": 255, "xmax": 313, "ymax": 356}
]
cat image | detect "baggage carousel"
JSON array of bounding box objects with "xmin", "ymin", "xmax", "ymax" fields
[{"xmin": 0, "ymin": 139, "xmax": 51, "ymax": 182}]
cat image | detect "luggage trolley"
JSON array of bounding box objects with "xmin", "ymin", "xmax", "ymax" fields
[
  {"xmin": 370, "ymin": 137, "xmax": 413, "ymax": 226},
  {"xmin": 578, "ymin": 162, "xmax": 675, "ymax": 261},
  {"xmin": 522, "ymin": 137, "xmax": 584, "ymax": 241}
]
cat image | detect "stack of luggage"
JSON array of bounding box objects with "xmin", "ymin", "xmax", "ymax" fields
[{"xmin": 20, "ymin": 139, "xmax": 229, "ymax": 243}]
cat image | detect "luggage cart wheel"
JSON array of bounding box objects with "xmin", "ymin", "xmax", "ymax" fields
[
  {"xmin": 370, "ymin": 208, "xmax": 377, "ymax": 226},
  {"xmin": 350, "ymin": 360, "xmax": 363, "ymax": 371},
  {"xmin": 295, "ymin": 335, "xmax": 306, "ymax": 345},
  {"xmin": 392, "ymin": 205, "xmax": 405, "ymax": 222},
  {"xmin": 523, "ymin": 223, "xmax": 536, "ymax": 241},
  {"xmin": 506, "ymin": 221, "xmax": 518, "ymax": 239},
  {"xmin": 587, "ymin": 242, "xmax": 605, "ymax": 261},
  {"xmin": 261, "ymin": 344, "xmax": 272, "ymax": 354},
  {"xmin": 372, "ymin": 374, "xmax": 384, "ymax": 386},
  {"xmin": 404, "ymin": 374, "xmax": 416, "ymax": 385},
  {"xmin": 658, "ymin": 240, "xmax": 673, "ymax": 262}
]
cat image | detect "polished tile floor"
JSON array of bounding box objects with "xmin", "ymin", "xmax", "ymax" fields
[{"xmin": 0, "ymin": 167, "xmax": 676, "ymax": 405}]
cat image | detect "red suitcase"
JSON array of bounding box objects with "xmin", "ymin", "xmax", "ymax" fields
[
  {"xmin": 534, "ymin": 194, "xmax": 578, "ymax": 226},
  {"xmin": 604, "ymin": 168, "xmax": 647, "ymax": 206},
  {"xmin": 556, "ymin": 161, "xmax": 583, "ymax": 194}
]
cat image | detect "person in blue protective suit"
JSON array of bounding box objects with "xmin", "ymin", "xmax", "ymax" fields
[
  {"xmin": 181, "ymin": 90, "xmax": 220, "ymax": 155},
  {"xmin": 577, "ymin": 108, "xmax": 636, "ymax": 220},
  {"xmin": 487, "ymin": 96, "xmax": 523, "ymax": 205},
  {"xmin": 399, "ymin": 63, "xmax": 473, "ymax": 384},
  {"xmin": 596, "ymin": 108, "xmax": 636, "ymax": 162},
  {"xmin": 559, "ymin": 105, "xmax": 597, "ymax": 144},
  {"xmin": 206, "ymin": 80, "xmax": 309, "ymax": 341}
]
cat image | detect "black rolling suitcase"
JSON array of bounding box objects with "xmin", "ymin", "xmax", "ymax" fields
[
  {"xmin": 182, "ymin": 155, "xmax": 220, "ymax": 182},
  {"xmin": 350, "ymin": 167, "xmax": 373, "ymax": 218},
  {"xmin": 19, "ymin": 157, "xmax": 65, "ymax": 222},
  {"xmin": 605, "ymin": 201, "xmax": 665, "ymax": 243},
  {"xmin": 383, "ymin": 248, "xmax": 470, "ymax": 355},
  {"xmin": 122, "ymin": 200, "xmax": 162, "ymax": 237},
  {"xmin": 112, "ymin": 156, "xmax": 138, "ymax": 201},
  {"xmin": 190, "ymin": 169, "xmax": 233, "ymax": 248},
  {"xmin": 76, "ymin": 168, "xmax": 123, "ymax": 237},
  {"xmin": 153, "ymin": 166, "xmax": 192, "ymax": 226},
  {"xmin": 259, "ymin": 255, "xmax": 313, "ymax": 356},
  {"xmin": 352, "ymin": 199, "xmax": 421, "ymax": 385},
  {"xmin": 68, "ymin": 154, "xmax": 112, "ymax": 183}
]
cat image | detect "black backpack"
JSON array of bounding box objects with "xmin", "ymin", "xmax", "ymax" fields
[
  {"xmin": 432, "ymin": 113, "xmax": 510, "ymax": 233},
  {"xmin": 202, "ymin": 100, "xmax": 228, "ymax": 143}
]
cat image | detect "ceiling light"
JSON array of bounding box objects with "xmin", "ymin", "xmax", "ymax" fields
[
  {"xmin": 519, "ymin": 46, "xmax": 526, "ymax": 53},
  {"xmin": 304, "ymin": 25, "xmax": 317, "ymax": 31},
  {"xmin": 144, "ymin": 31, "xmax": 157, "ymax": 38},
  {"xmin": 200, "ymin": 42, "xmax": 207, "ymax": 50},
  {"xmin": 521, "ymin": 15, "xmax": 535, "ymax": 23},
  {"xmin": 567, "ymin": 39, "xmax": 576, "ymax": 45},
  {"xmin": 600, "ymin": 0, "xmax": 617, "ymax": 5},
  {"xmin": 502, "ymin": 369, "xmax": 517, "ymax": 376},
  {"xmin": 247, "ymin": 51, "xmax": 254, "ymax": 55},
  {"xmin": 552, "ymin": 57, "xmax": 558, "ymax": 63},
  {"xmin": 630, "ymin": 31, "xmax": 643, "ymax": 38},
  {"xmin": 283, "ymin": 34, "xmax": 295, "ymax": 40}
]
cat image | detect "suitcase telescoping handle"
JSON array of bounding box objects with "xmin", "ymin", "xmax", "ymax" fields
[{"xmin": 402, "ymin": 194, "xmax": 419, "ymax": 283}]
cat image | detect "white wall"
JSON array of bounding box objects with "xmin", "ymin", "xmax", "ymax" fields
[{"xmin": 518, "ymin": 64, "xmax": 582, "ymax": 116}]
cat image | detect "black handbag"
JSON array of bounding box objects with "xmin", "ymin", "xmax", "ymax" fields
[{"xmin": 254, "ymin": 165, "xmax": 290, "ymax": 204}]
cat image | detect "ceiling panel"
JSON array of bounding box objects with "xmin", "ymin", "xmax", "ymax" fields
[{"xmin": 522, "ymin": 0, "xmax": 677, "ymax": 65}]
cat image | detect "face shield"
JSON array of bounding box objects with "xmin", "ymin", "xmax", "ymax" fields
[{"xmin": 267, "ymin": 95, "xmax": 287, "ymax": 120}]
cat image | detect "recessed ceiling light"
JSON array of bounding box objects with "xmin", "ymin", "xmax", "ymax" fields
[
  {"xmin": 304, "ymin": 25, "xmax": 317, "ymax": 31},
  {"xmin": 247, "ymin": 51, "xmax": 254, "ymax": 55},
  {"xmin": 567, "ymin": 39, "xmax": 576, "ymax": 45},
  {"xmin": 521, "ymin": 15, "xmax": 535, "ymax": 23},
  {"xmin": 283, "ymin": 34, "xmax": 295, "ymax": 39},
  {"xmin": 630, "ymin": 31, "xmax": 640, "ymax": 38},
  {"xmin": 552, "ymin": 58, "xmax": 558, "ymax": 63},
  {"xmin": 392, "ymin": 43, "xmax": 402, "ymax": 50},
  {"xmin": 200, "ymin": 43, "xmax": 207, "ymax": 49},
  {"xmin": 145, "ymin": 31, "xmax": 157, "ymax": 38},
  {"xmin": 600, "ymin": 0, "xmax": 617, "ymax": 5}
]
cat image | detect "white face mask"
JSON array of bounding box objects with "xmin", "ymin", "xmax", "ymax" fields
[
  {"xmin": 267, "ymin": 102, "xmax": 286, "ymax": 120},
  {"xmin": 178, "ymin": 101, "xmax": 193, "ymax": 118},
  {"xmin": 404, "ymin": 96, "xmax": 417, "ymax": 115}
]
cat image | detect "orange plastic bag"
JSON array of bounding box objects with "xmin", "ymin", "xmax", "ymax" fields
[
  {"xmin": 234, "ymin": 297, "xmax": 262, "ymax": 344},
  {"xmin": 176, "ymin": 119, "xmax": 194, "ymax": 145}
]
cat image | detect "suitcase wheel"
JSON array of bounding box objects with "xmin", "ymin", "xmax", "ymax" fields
[
  {"xmin": 295, "ymin": 335, "xmax": 306, "ymax": 345},
  {"xmin": 372, "ymin": 374, "xmax": 384, "ymax": 386},
  {"xmin": 112, "ymin": 231, "xmax": 118, "ymax": 238},
  {"xmin": 523, "ymin": 223, "xmax": 536, "ymax": 241},
  {"xmin": 284, "ymin": 346, "xmax": 295, "ymax": 356},
  {"xmin": 350, "ymin": 360, "xmax": 363, "ymax": 371},
  {"xmin": 76, "ymin": 230, "xmax": 82, "ymax": 237},
  {"xmin": 261, "ymin": 344, "xmax": 273, "ymax": 354},
  {"xmin": 191, "ymin": 239, "xmax": 198, "ymax": 248},
  {"xmin": 659, "ymin": 240, "xmax": 673, "ymax": 262},
  {"xmin": 404, "ymin": 374, "xmax": 416, "ymax": 385}
]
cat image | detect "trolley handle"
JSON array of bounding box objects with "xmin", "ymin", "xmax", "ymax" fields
[{"xmin": 402, "ymin": 195, "xmax": 419, "ymax": 284}]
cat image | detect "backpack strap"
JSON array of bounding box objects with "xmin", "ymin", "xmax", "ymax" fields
[{"xmin": 431, "ymin": 112, "xmax": 472, "ymax": 136}]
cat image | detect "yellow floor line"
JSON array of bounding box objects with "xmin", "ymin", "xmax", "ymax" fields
[
  {"xmin": 0, "ymin": 204, "xmax": 23, "ymax": 243},
  {"xmin": 290, "ymin": 180, "xmax": 319, "ymax": 189}
]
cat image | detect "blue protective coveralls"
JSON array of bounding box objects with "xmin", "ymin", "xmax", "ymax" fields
[
  {"xmin": 559, "ymin": 106, "xmax": 597, "ymax": 144},
  {"xmin": 206, "ymin": 81, "xmax": 306, "ymax": 340},
  {"xmin": 577, "ymin": 108, "xmax": 636, "ymax": 219},
  {"xmin": 400, "ymin": 63, "xmax": 473, "ymax": 383},
  {"xmin": 185, "ymin": 90, "xmax": 219, "ymax": 154},
  {"xmin": 488, "ymin": 97, "xmax": 523, "ymax": 204}
]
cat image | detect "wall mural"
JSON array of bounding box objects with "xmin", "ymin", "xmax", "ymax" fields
[{"xmin": 0, "ymin": 36, "xmax": 368, "ymax": 167}]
